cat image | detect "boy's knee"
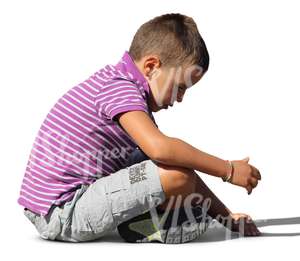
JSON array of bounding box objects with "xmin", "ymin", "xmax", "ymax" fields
[{"xmin": 156, "ymin": 162, "xmax": 197, "ymax": 199}]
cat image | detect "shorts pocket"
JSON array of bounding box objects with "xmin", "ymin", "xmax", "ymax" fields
[
  {"xmin": 72, "ymin": 182, "xmax": 114, "ymax": 236},
  {"xmin": 106, "ymin": 172, "xmax": 143, "ymax": 225},
  {"xmin": 109, "ymin": 186, "xmax": 160, "ymax": 228}
]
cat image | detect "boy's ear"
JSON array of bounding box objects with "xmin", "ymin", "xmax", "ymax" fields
[{"xmin": 144, "ymin": 55, "xmax": 162, "ymax": 76}]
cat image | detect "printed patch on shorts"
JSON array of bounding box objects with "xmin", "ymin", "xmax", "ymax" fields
[{"xmin": 129, "ymin": 162, "xmax": 147, "ymax": 184}]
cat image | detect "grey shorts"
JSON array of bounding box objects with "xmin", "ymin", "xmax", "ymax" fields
[{"xmin": 23, "ymin": 149, "xmax": 166, "ymax": 242}]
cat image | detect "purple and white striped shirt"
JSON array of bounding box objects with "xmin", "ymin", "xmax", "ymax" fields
[{"xmin": 17, "ymin": 51, "xmax": 157, "ymax": 216}]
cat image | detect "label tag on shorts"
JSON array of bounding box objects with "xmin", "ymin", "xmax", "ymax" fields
[{"xmin": 128, "ymin": 162, "xmax": 148, "ymax": 184}]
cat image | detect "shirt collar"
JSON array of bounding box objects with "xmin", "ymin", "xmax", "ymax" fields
[{"xmin": 115, "ymin": 51, "xmax": 150, "ymax": 96}]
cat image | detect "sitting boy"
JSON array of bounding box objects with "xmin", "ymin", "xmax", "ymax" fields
[{"xmin": 18, "ymin": 13, "xmax": 261, "ymax": 243}]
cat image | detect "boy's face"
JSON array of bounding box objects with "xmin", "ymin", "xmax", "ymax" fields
[{"xmin": 136, "ymin": 55, "xmax": 205, "ymax": 112}]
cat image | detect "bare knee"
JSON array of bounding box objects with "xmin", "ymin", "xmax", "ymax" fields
[{"xmin": 156, "ymin": 162, "xmax": 197, "ymax": 200}]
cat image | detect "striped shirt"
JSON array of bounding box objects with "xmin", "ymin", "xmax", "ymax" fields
[{"xmin": 17, "ymin": 51, "xmax": 158, "ymax": 216}]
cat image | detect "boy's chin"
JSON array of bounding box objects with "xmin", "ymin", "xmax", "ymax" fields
[
  {"xmin": 150, "ymin": 104, "xmax": 166, "ymax": 112},
  {"xmin": 155, "ymin": 106, "xmax": 168, "ymax": 112},
  {"xmin": 152, "ymin": 108, "xmax": 161, "ymax": 112}
]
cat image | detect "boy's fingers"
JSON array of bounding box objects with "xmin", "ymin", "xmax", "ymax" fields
[
  {"xmin": 249, "ymin": 177, "xmax": 258, "ymax": 188},
  {"xmin": 242, "ymin": 157, "xmax": 250, "ymax": 162},
  {"xmin": 250, "ymin": 165, "xmax": 261, "ymax": 180},
  {"xmin": 255, "ymin": 169, "xmax": 262, "ymax": 180},
  {"xmin": 246, "ymin": 185, "xmax": 252, "ymax": 195}
]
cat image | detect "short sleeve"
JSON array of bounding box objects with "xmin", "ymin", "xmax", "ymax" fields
[{"xmin": 95, "ymin": 80, "xmax": 149, "ymax": 121}]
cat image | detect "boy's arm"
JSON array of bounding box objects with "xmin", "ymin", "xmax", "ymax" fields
[
  {"xmin": 117, "ymin": 110, "xmax": 262, "ymax": 235},
  {"xmin": 117, "ymin": 110, "xmax": 228, "ymax": 179}
]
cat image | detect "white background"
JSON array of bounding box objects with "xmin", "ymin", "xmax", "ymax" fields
[{"xmin": 0, "ymin": 0, "xmax": 299, "ymax": 259}]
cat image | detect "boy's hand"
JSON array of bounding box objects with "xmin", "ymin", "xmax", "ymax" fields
[
  {"xmin": 228, "ymin": 213, "xmax": 261, "ymax": 236},
  {"xmin": 229, "ymin": 157, "xmax": 261, "ymax": 194}
]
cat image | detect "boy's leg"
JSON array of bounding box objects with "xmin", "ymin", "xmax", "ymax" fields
[
  {"xmin": 23, "ymin": 147, "xmax": 166, "ymax": 243},
  {"xmin": 124, "ymin": 147, "xmax": 199, "ymax": 211},
  {"xmin": 25, "ymin": 147, "xmax": 212, "ymax": 243},
  {"xmin": 117, "ymin": 148, "xmax": 212, "ymax": 244},
  {"xmin": 69, "ymin": 153, "xmax": 167, "ymax": 242},
  {"xmin": 157, "ymin": 167, "xmax": 231, "ymax": 219}
]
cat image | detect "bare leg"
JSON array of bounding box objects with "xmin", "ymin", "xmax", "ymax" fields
[
  {"xmin": 155, "ymin": 165, "xmax": 260, "ymax": 236},
  {"xmin": 156, "ymin": 163, "xmax": 197, "ymax": 211},
  {"xmin": 157, "ymin": 166, "xmax": 231, "ymax": 221},
  {"xmin": 193, "ymin": 172, "xmax": 231, "ymax": 219}
]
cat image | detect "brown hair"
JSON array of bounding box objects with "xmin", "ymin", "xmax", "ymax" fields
[{"xmin": 129, "ymin": 13, "xmax": 209, "ymax": 72}]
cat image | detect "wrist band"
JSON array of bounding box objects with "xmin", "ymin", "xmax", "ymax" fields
[{"xmin": 222, "ymin": 160, "xmax": 234, "ymax": 182}]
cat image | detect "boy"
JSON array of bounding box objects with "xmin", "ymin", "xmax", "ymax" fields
[{"xmin": 18, "ymin": 13, "xmax": 261, "ymax": 243}]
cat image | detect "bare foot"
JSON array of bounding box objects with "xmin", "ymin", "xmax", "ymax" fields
[{"xmin": 229, "ymin": 213, "xmax": 261, "ymax": 236}]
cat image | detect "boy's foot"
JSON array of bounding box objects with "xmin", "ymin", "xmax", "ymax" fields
[{"xmin": 117, "ymin": 205, "xmax": 211, "ymax": 244}]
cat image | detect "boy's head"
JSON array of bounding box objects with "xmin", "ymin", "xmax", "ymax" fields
[{"xmin": 129, "ymin": 13, "xmax": 209, "ymax": 112}]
